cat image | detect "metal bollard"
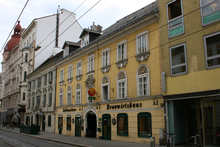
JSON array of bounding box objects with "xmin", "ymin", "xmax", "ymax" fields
[{"xmin": 150, "ymin": 137, "xmax": 155, "ymax": 147}]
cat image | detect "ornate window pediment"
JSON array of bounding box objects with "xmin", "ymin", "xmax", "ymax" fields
[{"xmin": 85, "ymin": 76, "xmax": 95, "ymax": 87}]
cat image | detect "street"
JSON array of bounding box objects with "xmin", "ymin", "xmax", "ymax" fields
[{"xmin": 0, "ymin": 130, "xmax": 77, "ymax": 147}]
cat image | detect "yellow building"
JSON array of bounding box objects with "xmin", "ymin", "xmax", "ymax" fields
[
  {"xmin": 158, "ymin": 0, "xmax": 220, "ymax": 146},
  {"xmin": 55, "ymin": 1, "xmax": 164, "ymax": 145}
]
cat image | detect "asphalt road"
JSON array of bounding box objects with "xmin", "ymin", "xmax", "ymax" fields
[{"xmin": 0, "ymin": 129, "xmax": 77, "ymax": 147}]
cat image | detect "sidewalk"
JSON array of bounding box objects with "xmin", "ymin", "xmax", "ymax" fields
[{"xmin": 0, "ymin": 127, "xmax": 165, "ymax": 147}]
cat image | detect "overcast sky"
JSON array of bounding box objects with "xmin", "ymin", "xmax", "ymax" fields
[{"xmin": 0, "ymin": 0, "xmax": 156, "ymax": 72}]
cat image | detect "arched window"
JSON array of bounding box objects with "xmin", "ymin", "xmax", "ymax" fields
[
  {"xmin": 67, "ymin": 85, "xmax": 72, "ymax": 105},
  {"xmin": 101, "ymin": 75, "xmax": 110, "ymax": 101},
  {"xmin": 59, "ymin": 88, "xmax": 63, "ymax": 106},
  {"xmin": 76, "ymin": 83, "xmax": 81, "ymax": 104},
  {"xmin": 137, "ymin": 65, "xmax": 150, "ymax": 96},
  {"xmin": 117, "ymin": 71, "xmax": 127, "ymax": 99}
]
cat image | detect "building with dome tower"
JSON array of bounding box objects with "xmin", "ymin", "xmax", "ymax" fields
[{"xmin": 1, "ymin": 21, "xmax": 24, "ymax": 126}]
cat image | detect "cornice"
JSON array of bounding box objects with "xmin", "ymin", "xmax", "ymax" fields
[{"xmin": 55, "ymin": 13, "xmax": 159, "ymax": 68}]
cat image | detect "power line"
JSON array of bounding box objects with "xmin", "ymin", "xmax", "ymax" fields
[{"xmin": 0, "ymin": 0, "xmax": 29, "ymax": 54}]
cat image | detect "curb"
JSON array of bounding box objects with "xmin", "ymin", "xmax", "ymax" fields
[{"xmin": 0, "ymin": 128, "xmax": 91, "ymax": 147}]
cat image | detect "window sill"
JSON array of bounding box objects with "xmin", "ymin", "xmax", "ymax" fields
[
  {"xmin": 117, "ymin": 133, "xmax": 128, "ymax": 136},
  {"xmin": 75, "ymin": 75, "xmax": 82, "ymax": 81},
  {"xmin": 116, "ymin": 59, "xmax": 128, "ymax": 69},
  {"xmin": 67, "ymin": 77, "xmax": 73, "ymax": 84},
  {"xmin": 59, "ymin": 80, "xmax": 64, "ymax": 86},
  {"xmin": 135, "ymin": 51, "xmax": 150, "ymax": 62},
  {"xmin": 101, "ymin": 65, "xmax": 111, "ymax": 73}
]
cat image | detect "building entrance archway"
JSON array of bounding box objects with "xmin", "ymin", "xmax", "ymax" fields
[{"xmin": 85, "ymin": 111, "xmax": 97, "ymax": 137}]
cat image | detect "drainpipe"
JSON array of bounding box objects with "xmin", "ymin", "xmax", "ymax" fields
[{"xmin": 53, "ymin": 67, "xmax": 57, "ymax": 134}]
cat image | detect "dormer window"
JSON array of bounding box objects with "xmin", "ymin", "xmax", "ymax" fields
[
  {"xmin": 81, "ymin": 35, "xmax": 89, "ymax": 48},
  {"xmin": 63, "ymin": 46, "xmax": 69, "ymax": 57}
]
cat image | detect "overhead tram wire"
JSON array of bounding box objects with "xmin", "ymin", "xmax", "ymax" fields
[
  {"xmin": 0, "ymin": 0, "xmax": 29, "ymax": 54},
  {"xmin": 4, "ymin": 0, "xmax": 102, "ymax": 80},
  {"xmin": 6, "ymin": 1, "xmax": 219, "ymax": 82},
  {"xmin": 20, "ymin": 15, "xmax": 220, "ymax": 91},
  {"xmin": 37, "ymin": 0, "xmax": 87, "ymax": 46}
]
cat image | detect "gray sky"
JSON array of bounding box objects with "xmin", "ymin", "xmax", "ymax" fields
[{"xmin": 0, "ymin": 0, "xmax": 156, "ymax": 72}]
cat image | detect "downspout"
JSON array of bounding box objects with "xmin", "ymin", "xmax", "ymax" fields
[{"xmin": 54, "ymin": 67, "xmax": 57, "ymax": 134}]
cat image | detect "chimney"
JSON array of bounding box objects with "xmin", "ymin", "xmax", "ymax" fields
[{"xmin": 55, "ymin": 5, "xmax": 60, "ymax": 47}]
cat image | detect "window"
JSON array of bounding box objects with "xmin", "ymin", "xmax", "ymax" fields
[
  {"xmin": 28, "ymin": 98, "xmax": 30, "ymax": 109},
  {"xmin": 137, "ymin": 65, "xmax": 150, "ymax": 96},
  {"xmin": 25, "ymin": 53, "xmax": 28, "ymax": 62},
  {"xmin": 200, "ymin": 0, "xmax": 220, "ymax": 25},
  {"xmin": 102, "ymin": 48, "xmax": 110, "ymax": 67},
  {"xmin": 117, "ymin": 40, "xmax": 127, "ymax": 61},
  {"xmin": 138, "ymin": 113, "xmax": 152, "ymax": 137},
  {"xmin": 60, "ymin": 68, "xmax": 64, "ymax": 82},
  {"xmin": 63, "ymin": 46, "xmax": 69, "ymax": 57},
  {"xmin": 81, "ymin": 35, "xmax": 89, "ymax": 47},
  {"xmin": 32, "ymin": 80, "xmax": 35, "ymax": 89},
  {"xmin": 48, "ymin": 71, "xmax": 53, "ymax": 83},
  {"xmin": 117, "ymin": 71, "xmax": 127, "ymax": 99},
  {"xmin": 49, "ymin": 93, "xmax": 52, "ymax": 106},
  {"xmin": 24, "ymin": 71, "xmax": 27, "ymax": 81},
  {"xmin": 67, "ymin": 86, "xmax": 72, "ymax": 105},
  {"xmin": 167, "ymin": 0, "xmax": 184, "ymax": 38},
  {"xmin": 88, "ymin": 55, "xmax": 94, "ymax": 72},
  {"xmin": 76, "ymin": 60, "xmax": 82, "ymax": 76},
  {"xmin": 23, "ymin": 93, "xmax": 25, "ymax": 101},
  {"xmin": 67, "ymin": 115, "xmax": 71, "ymax": 130},
  {"xmin": 28, "ymin": 82, "xmax": 31, "ymax": 91},
  {"xmin": 32, "ymin": 97, "xmax": 35, "ymax": 106},
  {"xmin": 37, "ymin": 77, "xmax": 41, "ymax": 88},
  {"xmin": 44, "ymin": 74, "xmax": 47, "ymax": 85},
  {"xmin": 36, "ymin": 96, "xmax": 40, "ymax": 107},
  {"xmin": 169, "ymin": 43, "xmax": 187, "ymax": 76},
  {"xmin": 59, "ymin": 88, "xmax": 63, "ymax": 106},
  {"xmin": 68, "ymin": 64, "xmax": 73, "ymax": 79},
  {"xmin": 102, "ymin": 76, "xmax": 110, "ymax": 101},
  {"xmin": 48, "ymin": 116, "xmax": 51, "ymax": 127},
  {"xmin": 117, "ymin": 113, "xmax": 128, "ymax": 136},
  {"xmin": 76, "ymin": 83, "xmax": 81, "ymax": 104},
  {"xmin": 43, "ymin": 94, "xmax": 46, "ymax": 107},
  {"xmin": 204, "ymin": 32, "xmax": 220, "ymax": 69},
  {"xmin": 136, "ymin": 31, "xmax": 149, "ymax": 54}
]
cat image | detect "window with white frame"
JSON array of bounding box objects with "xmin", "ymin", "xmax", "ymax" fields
[
  {"xmin": 169, "ymin": 43, "xmax": 187, "ymax": 76},
  {"xmin": 44, "ymin": 74, "xmax": 47, "ymax": 85},
  {"xmin": 117, "ymin": 40, "xmax": 127, "ymax": 61},
  {"xmin": 88, "ymin": 55, "xmax": 94, "ymax": 72},
  {"xmin": 63, "ymin": 46, "xmax": 69, "ymax": 57},
  {"xmin": 59, "ymin": 88, "xmax": 63, "ymax": 106},
  {"xmin": 102, "ymin": 76, "xmax": 110, "ymax": 101},
  {"xmin": 204, "ymin": 32, "xmax": 220, "ymax": 69},
  {"xmin": 76, "ymin": 60, "xmax": 82, "ymax": 76},
  {"xmin": 32, "ymin": 97, "xmax": 35, "ymax": 106},
  {"xmin": 167, "ymin": 0, "xmax": 184, "ymax": 38},
  {"xmin": 102, "ymin": 48, "xmax": 110, "ymax": 67},
  {"xmin": 43, "ymin": 94, "xmax": 46, "ymax": 107},
  {"xmin": 117, "ymin": 71, "xmax": 127, "ymax": 99},
  {"xmin": 37, "ymin": 77, "xmax": 41, "ymax": 88},
  {"xmin": 200, "ymin": 0, "xmax": 220, "ymax": 25},
  {"xmin": 68, "ymin": 64, "xmax": 73, "ymax": 79},
  {"xmin": 137, "ymin": 65, "xmax": 150, "ymax": 96},
  {"xmin": 76, "ymin": 83, "xmax": 81, "ymax": 104},
  {"xmin": 81, "ymin": 35, "xmax": 89, "ymax": 48},
  {"xmin": 60, "ymin": 68, "xmax": 64, "ymax": 82},
  {"xmin": 67, "ymin": 86, "xmax": 72, "ymax": 105},
  {"xmin": 48, "ymin": 93, "xmax": 52, "ymax": 106},
  {"xmin": 136, "ymin": 31, "xmax": 149, "ymax": 54}
]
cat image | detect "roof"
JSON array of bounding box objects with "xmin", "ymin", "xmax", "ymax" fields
[
  {"xmin": 56, "ymin": 1, "xmax": 158, "ymax": 63},
  {"xmin": 79, "ymin": 28, "xmax": 101, "ymax": 38},
  {"xmin": 62, "ymin": 41, "xmax": 80, "ymax": 49}
]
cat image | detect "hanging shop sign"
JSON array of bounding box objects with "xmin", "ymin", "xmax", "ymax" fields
[
  {"xmin": 63, "ymin": 108, "xmax": 77, "ymax": 112},
  {"xmin": 88, "ymin": 88, "xmax": 96, "ymax": 96},
  {"xmin": 88, "ymin": 88, "xmax": 96, "ymax": 100},
  {"xmin": 106, "ymin": 102, "xmax": 142, "ymax": 110}
]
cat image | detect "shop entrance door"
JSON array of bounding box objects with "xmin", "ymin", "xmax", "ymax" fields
[
  {"xmin": 42, "ymin": 115, "xmax": 45, "ymax": 131},
  {"xmin": 58, "ymin": 116, "xmax": 63, "ymax": 134},
  {"xmin": 75, "ymin": 116, "xmax": 81, "ymax": 137},
  {"xmin": 102, "ymin": 114, "xmax": 111, "ymax": 140},
  {"xmin": 86, "ymin": 112, "xmax": 97, "ymax": 137}
]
